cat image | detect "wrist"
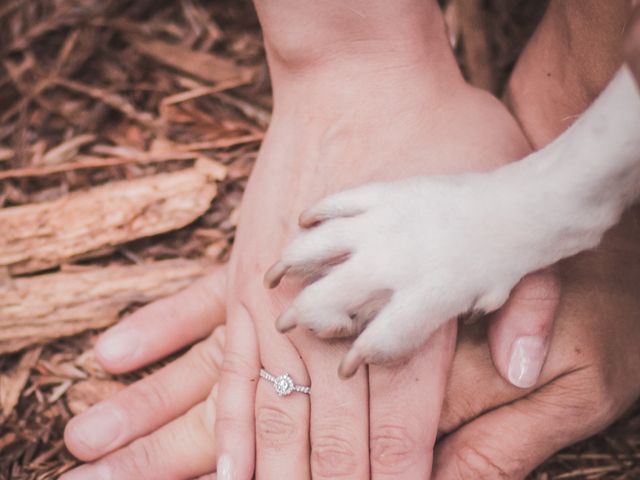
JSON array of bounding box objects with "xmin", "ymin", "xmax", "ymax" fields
[
  {"xmin": 256, "ymin": 0, "xmax": 445, "ymax": 72},
  {"xmin": 257, "ymin": 1, "xmax": 465, "ymax": 108}
]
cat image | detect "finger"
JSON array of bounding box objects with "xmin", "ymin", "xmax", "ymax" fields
[
  {"xmin": 368, "ymin": 321, "xmax": 457, "ymax": 479},
  {"xmin": 433, "ymin": 372, "xmax": 618, "ymax": 480},
  {"xmin": 487, "ymin": 270, "xmax": 561, "ymax": 388},
  {"xmin": 215, "ymin": 304, "xmax": 260, "ymax": 480},
  {"xmin": 96, "ymin": 268, "xmax": 227, "ymax": 373},
  {"xmin": 65, "ymin": 327, "xmax": 226, "ymax": 461},
  {"xmin": 298, "ymin": 184, "xmax": 381, "ymax": 227},
  {"xmin": 439, "ymin": 315, "xmax": 566, "ymax": 436},
  {"xmin": 341, "ymin": 291, "xmax": 433, "ymax": 377},
  {"xmin": 251, "ymin": 307, "xmax": 312, "ymax": 480},
  {"xmin": 264, "ymin": 222, "xmax": 354, "ymax": 288},
  {"xmin": 297, "ymin": 331, "xmax": 370, "ymax": 479},
  {"xmin": 61, "ymin": 389, "xmax": 218, "ymax": 480}
]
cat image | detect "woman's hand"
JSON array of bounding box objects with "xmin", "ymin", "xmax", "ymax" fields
[{"xmin": 213, "ymin": 53, "xmax": 557, "ymax": 478}]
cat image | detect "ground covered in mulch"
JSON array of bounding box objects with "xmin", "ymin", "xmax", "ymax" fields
[{"xmin": 1, "ymin": 1, "xmax": 638, "ymax": 479}]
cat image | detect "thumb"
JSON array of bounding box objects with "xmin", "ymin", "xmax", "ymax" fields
[
  {"xmin": 433, "ymin": 373, "xmax": 611, "ymax": 480},
  {"xmin": 487, "ymin": 270, "xmax": 561, "ymax": 389}
]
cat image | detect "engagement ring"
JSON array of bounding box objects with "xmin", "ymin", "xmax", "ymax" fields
[{"xmin": 260, "ymin": 368, "xmax": 311, "ymax": 397}]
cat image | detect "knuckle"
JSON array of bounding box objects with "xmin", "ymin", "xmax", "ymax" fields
[
  {"xmin": 215, "ymin": 412, "xmax": 248, "ymax": 435},
  {"xmin": 369, "ymin": 424, "xmax": 416, "ymax": 474},
  {"xmin": 311, "ymin": 427, "xmax": 359, "ymax": 478},
  {"xmin": 127, "ymin": 377, "xmax": 172, "ymax": 415},
  {"xmin": 212, "ymin": 324, "xmax": 226, "ymax": 347},
  {"xmin": 220, "ymin": 349, "xmax": 257, "ymax": 382},
  {"xmin": 451, "ymin": 443, "xmax": 513, "ymax": 480},
  {"xmin": 190, "ymin": 335, "xmax": 225, "ymax": 380},
  {"xmin": 554, "ymin": 369, "xmax": 619, "ymax": 430},
  {"xmin": 113, "ymin": 437, "xmax": 159, "ymax": 478},
  {"xmin": 255, "ymin": 405, "xmax": 300, "ymax": 448},
  {"xmin": 191, "ymin": 399, "xmax": 216, "ymax": 440},
  {"xmin": 439, "ymin": 396, "xmax": 477, "ymax": 435},
  {"xmin": 515, "ymin": 271, "xmax": 561, "ymax": 304}
]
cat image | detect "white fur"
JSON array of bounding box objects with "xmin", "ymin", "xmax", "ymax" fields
[{"xmin": 274, "ymin": 66, "xmax": 640, "ymax": 364}]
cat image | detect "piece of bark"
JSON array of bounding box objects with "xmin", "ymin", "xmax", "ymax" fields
[
  {"xmin": 0, "ymin": 347, "xmax": 42, "ymax": 417},
  {"xmin": 0, "ymin": 159, "xmax": 220, "ymax": 274},
  {"xmin": 0, "ymin": 258, "xmax": 212, "ymax": 354}
]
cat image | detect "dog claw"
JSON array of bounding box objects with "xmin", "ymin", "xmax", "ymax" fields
[
  {"xmin": 338, "ymin": 348, "xmax": 365, "ymax": 379},
  {"xmin": 264, "ymin": 261, "xmax": 289, "ymax": 288},
  {"xmin": 275, "ymin": 308, "xmax": 297, "ymax": 333}
]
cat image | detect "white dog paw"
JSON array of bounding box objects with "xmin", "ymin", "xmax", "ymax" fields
[{"xmin": 266, "ymin": 174, "xmax": 542, "ymax": 375}]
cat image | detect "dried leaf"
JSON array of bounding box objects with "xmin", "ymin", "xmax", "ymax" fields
[
  {"xmin": 0, "ymin": 347, "xmax": 42, "ymax": 416},
  {"xmin": 0, "ymin": 146, "xmax": 13, "ymax": 162},
  {"xmin": 48, "ymin": 379, "xmax": 73, "ymax": 403},
  {"xmin": 40, "ymin": 134, "xmax": 96, "ymax": 165},
  {"xmin": 130, "ymin": 37, "xmax": 255, "ymax": 85}
]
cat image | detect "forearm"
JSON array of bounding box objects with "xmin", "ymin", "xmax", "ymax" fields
[
  {"xmin": 502, "ymin": 66, "xmax": 640, "ymax": 269},
  {"xmin": 254, "ymin": 0, "xmax": 448, "ymax": 68},
  {"xmin": 505, "ymin": 0, "xmax": 630, "ymax": 148},
  {"xmin": 252, "ymin": 0, "xmax": 465, "ymax": 108}
]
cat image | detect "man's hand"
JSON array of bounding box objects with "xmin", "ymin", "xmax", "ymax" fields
[
  {"xmin": 61, "ymin": 270, "xmax": 227, "ymax": 480},
  {"xmin": 433, "ymin": 210, "xmax": 640, "ymax": 479}
]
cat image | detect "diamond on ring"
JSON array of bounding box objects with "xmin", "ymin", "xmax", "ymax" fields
[{"xmin": 260, "ymin": 368, "xmax": 311, "ymax": 396}]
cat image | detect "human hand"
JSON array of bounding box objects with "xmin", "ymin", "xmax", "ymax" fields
[
  {"xmin": 59, "ymin": 220, "xmax": 559, "ymax": 480},
  {"xmin": 61, "ymin": 270, "xmax": 228, "ymax": 480},
  {"xmin": 432, "ymin": 210, "xmax": 640, "ymax": 479},
  {"xmin": 213, "ymin": 53, "xmax": 561, "ymax": 478}
]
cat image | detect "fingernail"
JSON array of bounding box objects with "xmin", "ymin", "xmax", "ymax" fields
[
  {"xmin": 275, "ymin": 308, "xmax": 297, "ymax": 333},
  {"xmin": 69, "ymin": 405, "xmax": 124, "ymax": 452},
  {"xmin": 508, "ymin": 336, "xmax": 546, "ymax": 388},
  {"xmin": 60, "ymin": 464, "xmax": 111, "ymax": 480},
  {"xmin": 96, "ymin": 327, "xmax": 140, "ymax": 364},
  {"xmin": 217, "ymin": 454, "xmax": 235, "ymax": 480}
]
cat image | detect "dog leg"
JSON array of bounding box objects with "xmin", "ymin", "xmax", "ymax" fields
[{"xmin": 267, "ymin": 66, "xmax": 640, "ymax": 371}]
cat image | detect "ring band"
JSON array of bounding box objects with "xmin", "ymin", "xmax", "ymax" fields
[{"xmin": 260, "ymin": 368, "xmax": 311, "ymax": 396}]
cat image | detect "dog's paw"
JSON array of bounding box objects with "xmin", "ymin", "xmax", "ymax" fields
[{"xmin": 265, "ymin": 174, "xmax": 527, "ymax": 376}]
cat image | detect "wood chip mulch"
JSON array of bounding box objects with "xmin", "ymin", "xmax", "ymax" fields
[{"xmin": 0, "ymin": 1, "xmax": 638, "ymax": 479}]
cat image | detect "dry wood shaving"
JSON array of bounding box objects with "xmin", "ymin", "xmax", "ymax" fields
[{"xmin": 0, "ymin": 0, "xmax": 637, "ymax": 479}]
